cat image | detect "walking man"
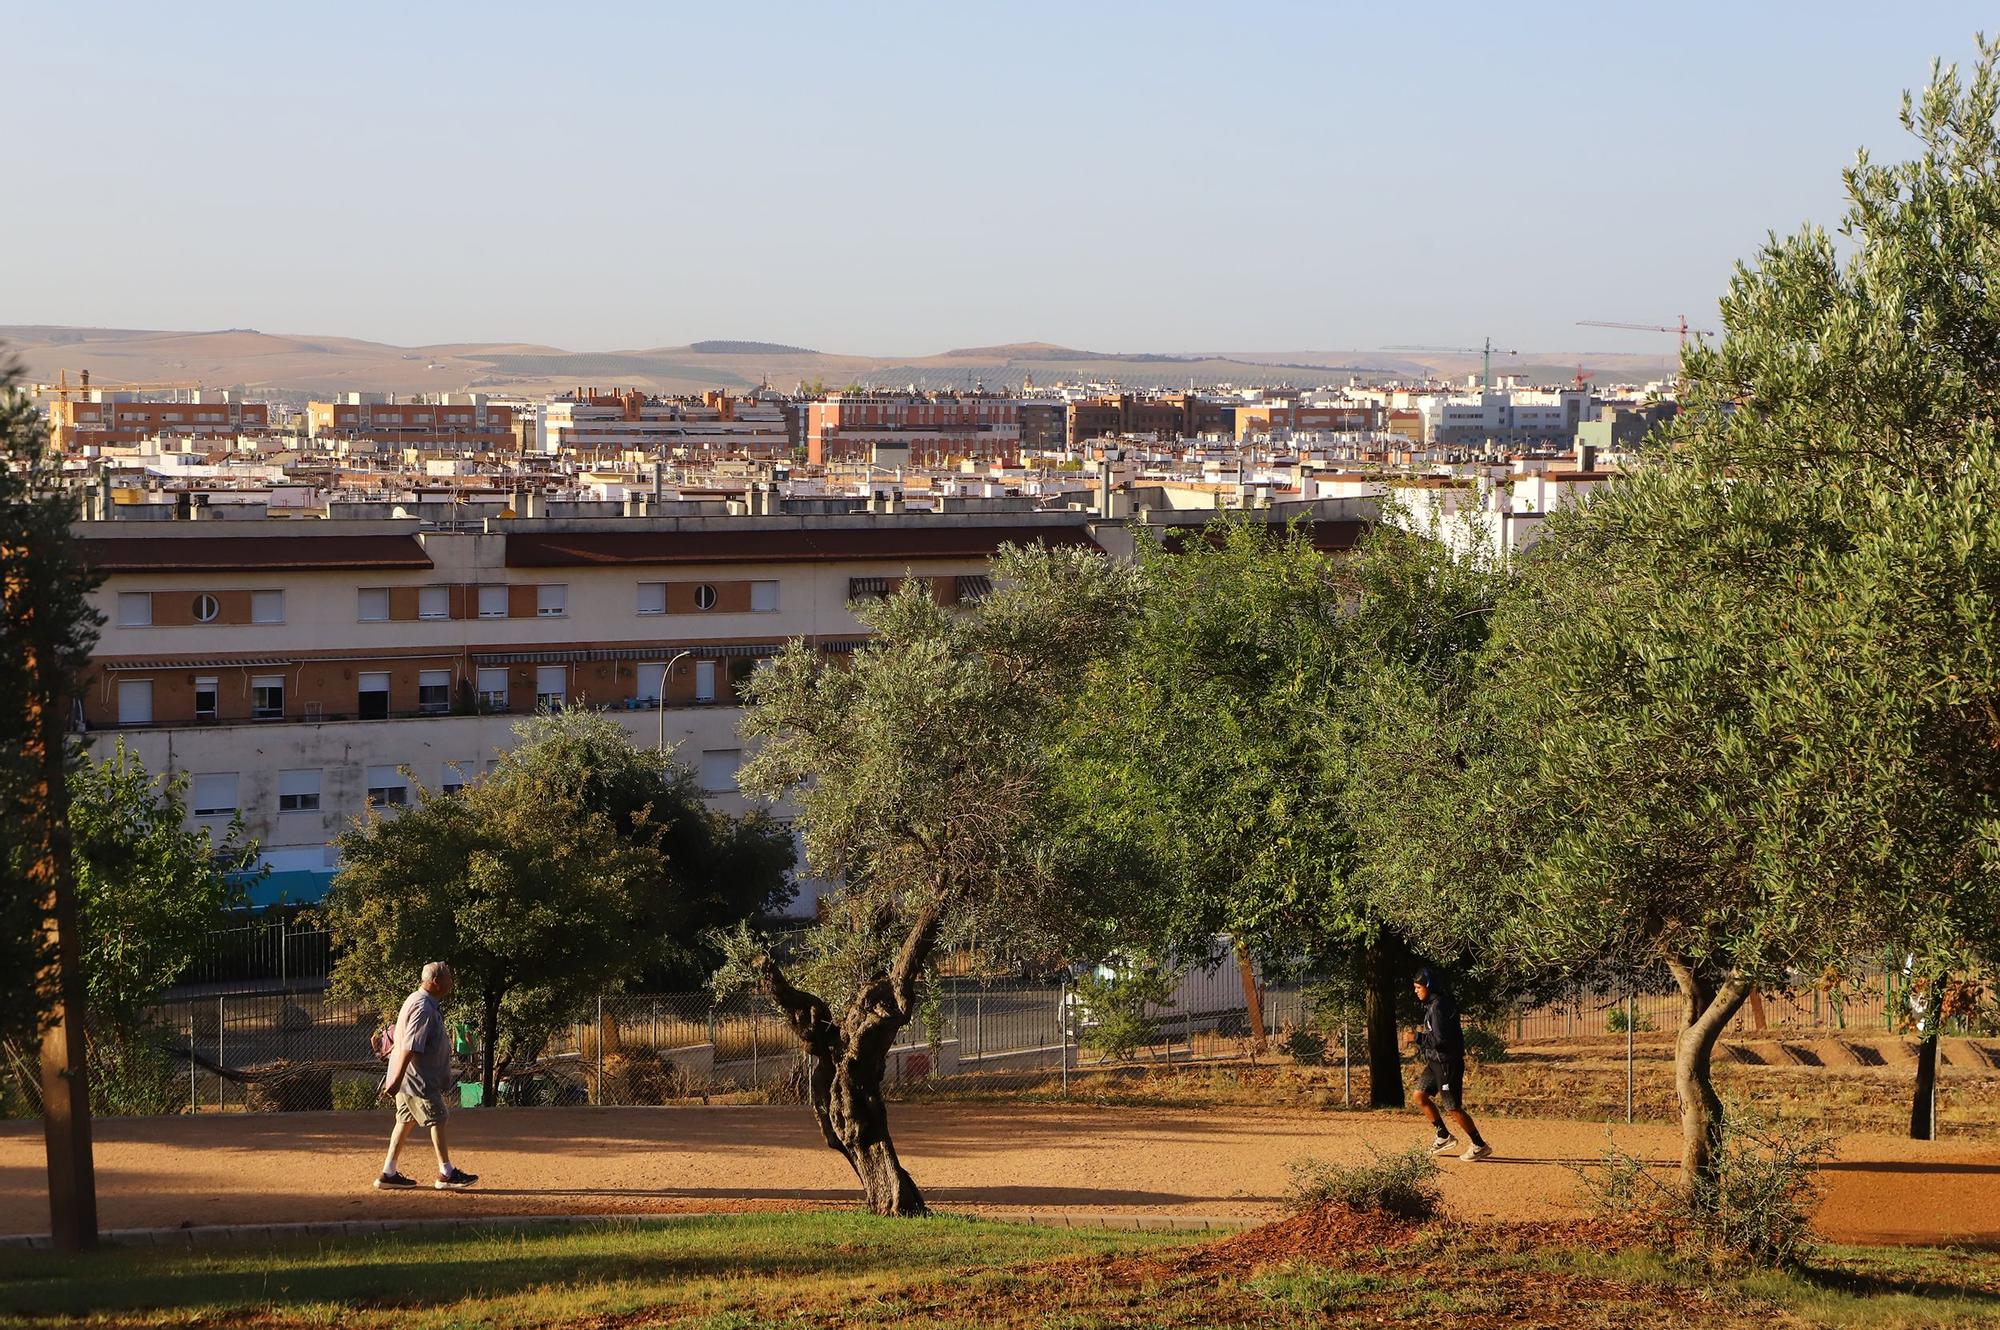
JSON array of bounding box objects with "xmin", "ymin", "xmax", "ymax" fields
[
  {"xmin": 1412, "ymin": 965, "xmax": 1493, "ymax": 1161},
  {"xmin": 375, "ymin": 961, "xmax": 479, "ymax": 1190}
]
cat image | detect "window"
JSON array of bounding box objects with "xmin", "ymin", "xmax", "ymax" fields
[
  {"xmin": 418, "ymin": 669, "xmax": 451, "ymax": 715},
  {"xmin": 693, "ymin": 583, "xmax": 718, "ymax": 610},
  {"xmin": 194, "ymin": 676, "xmax": 218, "ymax": 720},
  {"xmin": 358, "ymin": 671, "xmax": 390, "ymax": 720},
  {"xmin": 418, "ymin": 585, "xmax": 449, "ymax": 620},
  {"xmin": 192, "ymin": 593, "xmax": 220, "ymax": 623},
  {"xmin": 751, "ymin": 580, "xmax": 779, "ymax": 613},
  {"xmin": 440, "ymin": 762, "xmax": 471, "ymax": 796},
  {"xmin": 636, "ymin": 582, "xmax": 666, "ymax": 615},
  {"xmin": 535, "ymin": 665, "xmax": 566, "ymax": 709},
  {"xmin": 694, "ymin": 659, "xmax": 717, "ymax": 703},
  {"xmin": 635, "ymin": 662, "xmax": 667, "ymax": 703},
  {"xmin": 537, "ymin": 584, "xmax": 567, "ymax": 617},
  {"xmin": 117, "ymin": 592, "xmax": 152, "ymax": 627},
  {"xmin": 252, "ymin": 590, "xmax": 284, "ymax": 624},
  {"xmin": 251, "ymin": 674, "xmax": 285, "ymax": 720},
  {"xmin": 278, "ymin": 768, "xmax": 321, "ymax": 813},
  {"xmin": 477, "ymin": 584, "xmax": 507, "ymax": 619},
  {"xmin": 365, "ymin": 765, "xmax": 408, "ymax": 808},
  {"xmin": 698, "ymin": 749, "xmax": 741, "ymax": 793},
  {"xmin": 191, "ymin": 772, "xmax": 238, "ymax": 817},
  {"xmin": 358, "ymin": 588, "xmax": 389, "ymax": 622},
  {"xmin": 476, "ymin": 667, "xmax": 508, "ymax": 711},
  {"xmin": 117, "ymin": 679, "xmax": 153, "ymax": 725}
]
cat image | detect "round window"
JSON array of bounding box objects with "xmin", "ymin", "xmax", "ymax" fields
[
  {"xmin": 193, "ymin": 594, "xmax": 220, "ymax": 623},
  {"xmin": 694, "ymin": 584, "xmax": 718, "ymax": 610}
]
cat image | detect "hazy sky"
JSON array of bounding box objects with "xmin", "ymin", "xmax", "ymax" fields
[{"xmin": 5, "ymin": 1, "xmax": 1993, "ymax": 354}]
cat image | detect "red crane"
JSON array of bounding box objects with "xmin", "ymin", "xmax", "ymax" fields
[{"xmin": 1577, "ymin": 316, "xmax": 1716, "ymax": 350}]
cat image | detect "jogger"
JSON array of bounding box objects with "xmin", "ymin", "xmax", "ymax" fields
[{"xmin": 1411, "ymin": 965, "xmax": 1492, "ymax": 1162}]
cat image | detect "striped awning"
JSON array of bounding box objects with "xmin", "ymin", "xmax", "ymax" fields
[
  {"xmin": 817, "ymin": 639, "xmax": 869, "ymax": 653},
  {"xmin": 103, "ymin": 657, "xmax": 292, "ymax": 671},
  {"xmin": 954, "ymin": 575, "xmax": 993, "ymax": 599},
  {"xmin": 473, "ymin": 644, "xmax": 783, "ymax": 667},
  {"xmin": 848, "ymin": 576, "xmax": 890, "ymax": 595}
]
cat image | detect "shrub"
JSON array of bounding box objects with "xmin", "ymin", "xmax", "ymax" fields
[
  {"xmin": 1573, "ymin": 1106, "xmax": 1832, "ymax": 1269},
  {"xmin": 1284, "ymin": 1145, "xmax": 1443, "ymax": 1220},
  {"xmin": 1461, "ymin": 1024, "xmax": 1510, "ymax": 1062},
  {"xmin": 1606, "ymin": 1006, "xmax": 1655, "ymax": 1034},
  {"xmin": 332, "ymin": 1074, "xmax": 386, "ymax": 1112},
  {"xmin": 1278, "ymin": 1024, "xmax": 1328, "ymax": 1066},
  {"xmin": 245, "ymin": 1064, "xmax": 334, "ymax": 1113},
  {"xmin": 1071, "ymin": 961, "xmax": 1176, "ymax": 1061}
]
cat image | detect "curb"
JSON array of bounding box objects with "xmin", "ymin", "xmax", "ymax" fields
[{"xmin": 0, "ymin": 1209, "xmax": 1254, "ymax": 1251}]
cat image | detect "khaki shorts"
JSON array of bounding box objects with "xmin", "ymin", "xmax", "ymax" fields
[{"xmin": 395, "ymin": 1089, "xmax": 449, "ymax": 1128}]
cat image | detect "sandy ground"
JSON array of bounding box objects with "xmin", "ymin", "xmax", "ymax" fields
[{"xmin": 3, "ymin": 1105, "xmax": 1995, "ymax": 1245}]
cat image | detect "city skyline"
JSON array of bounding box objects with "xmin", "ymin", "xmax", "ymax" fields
[{"xmin": 6, "ymin": 1, "xmax": 1995, "ymax": 352}]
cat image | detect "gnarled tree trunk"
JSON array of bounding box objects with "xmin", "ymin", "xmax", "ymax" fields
[
  {"xmin": 762, "ymin": 909, "xmax": 940, "ymax": 1217},
  {"xmin": 1664, "ymin": 956, "xmax": 1752, "ymax": 1194},
  {"xmin": 1363, "ymin": 934, "xmax": 1408, "ymax": 1109}
]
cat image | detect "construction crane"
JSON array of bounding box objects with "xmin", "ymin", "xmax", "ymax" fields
[
  {"xmin": 1384, "ymin": 338, "xmax": 1517, "ymax": 390},
  {"xmin": 1576, "ymin": 317, "xmax": 1716, "ymax": 350},
  {"xmin": 37, "ymin": 369, "xmax": 206, "ymax": 399}
]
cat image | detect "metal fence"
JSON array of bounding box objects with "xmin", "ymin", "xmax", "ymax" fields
[{"xmin": 132, "ymin": 962, "xmax": 1311, "ymax": 1114}]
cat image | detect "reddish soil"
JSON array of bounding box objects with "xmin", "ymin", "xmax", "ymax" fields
[{"xmin": 2, "ymin": 1103, "xmax": 1995, "ymax": 1245}]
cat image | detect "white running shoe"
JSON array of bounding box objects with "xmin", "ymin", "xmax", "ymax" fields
[
  {"xmin": 1460, "ymin": 1142, "xmax": 1493, "ymax": 1161},
  {"xmin": 1429, "ymin": 1134, "xmax": 1460, "ymax": 1155}
]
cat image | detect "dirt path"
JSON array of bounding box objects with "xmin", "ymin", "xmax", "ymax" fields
[{"xmin": 3, "ymin": 1105, "xmax": 1994, "ymax": 1245}]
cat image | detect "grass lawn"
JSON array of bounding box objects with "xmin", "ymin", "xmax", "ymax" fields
[{"xmin": 3, "ymin": 1211, "xmax": 1999, "ymax": 1329}]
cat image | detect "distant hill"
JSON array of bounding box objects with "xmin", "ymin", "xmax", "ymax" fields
[
  {"xmin": 688, "ymin": 339, "xmax": 817, "ymax": 356},
  {"xmin": 0, "ymin": 324, "xmax": 1680, "ymax": 397}
]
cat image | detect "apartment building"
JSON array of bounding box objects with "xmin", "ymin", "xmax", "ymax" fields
[
  {"xmin": 1232, "ymin": 402, "xmax": 1383, "ymax": 440},
  {"xmin": 49, "ymin": 392, "xmax": 273, "ymax": 454},
  {"xmin": 75, "ymin": 511, "xmax": 1102, "ymax": 908},
  {"xmin": 804, "ymin": 393, "xmax": 1020, "ymax": 466},
  {"xmin": 1065, "ymin": 394, "xmax": 1233, "ymax": 448},
  {"xmin": 306, "ymin": 393, "xmax": 516, "ymax": 453},
  {"xmin": 542, "ymin": 391, "xmax": 790, "ymax": 460}
]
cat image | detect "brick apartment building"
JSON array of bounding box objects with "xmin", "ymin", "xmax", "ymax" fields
[
  {"xmin": 306, "ymin": 393, "xmax": 517, "ymax": 453},
  {"xmin": 804, "ymin": 393, "xmax": 1021, "ymax": 466},
  {"xmin": 1066, "ymin": 394, "xmax": 1232, "ymax": 448},
  {"xmin": 48, "ymin": 393, "xmax": 273, "ymax": 453}
]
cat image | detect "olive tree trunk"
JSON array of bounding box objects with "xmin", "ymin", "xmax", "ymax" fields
[
  {"xmin": 761, "ymin": 909, "xmax": 941, "ymax": 1217},
  {"xmin": 1909, "ymin": 971, "xmax": 1947, "ymax": 1141},
  {"xmin": 1664, "ymin": 956, "xmax": 1752, "ymax": 1192},
  {"xmin": 1363, "ymin": 935, "xmax": 1408, "ymax": 1109}
]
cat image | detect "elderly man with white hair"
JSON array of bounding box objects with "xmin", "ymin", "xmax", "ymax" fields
[{"xmin": 374, "ymin": 961, "xmax": 478, "ymax": 1190}]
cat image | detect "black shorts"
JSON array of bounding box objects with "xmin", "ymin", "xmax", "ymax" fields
[{"xmin": 1418, "ymin": 1059, "xmax": 1466, "ymax": 1113}]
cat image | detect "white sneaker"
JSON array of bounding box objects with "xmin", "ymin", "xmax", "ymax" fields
[
  {"xmin": 1429, "ymin": 1134, "xmax": 1460, "ymax": 1155},
  {"xmin": 1460, "ymin": 1142, "xmax": 1493, "ymax": 1161}
]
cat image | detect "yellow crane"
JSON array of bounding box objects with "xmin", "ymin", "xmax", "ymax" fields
[{"xmin": 37, "ymin": 369, "xmax": 206, "ymax": 398}]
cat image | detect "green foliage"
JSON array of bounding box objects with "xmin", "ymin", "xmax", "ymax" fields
[
  {"xmin": 1057, "ymin": 516, "xmax": 1506, "ymax": 980},
  {"xmin": 1276, "ymin": 1023, "xmax": 1327, "ymax": 1065},
  {"xmin": 1284, "ymin": 1145, "xmax": 1443, "ymax": 1220},
  {"xmin": 1460, "ymin": 1024, "xmax": 1509, "ymax": 1063},
  {"xmin": 71, "ymin": 741, "xmax": 254, "ymax": 1030},
  {"xmin": 738, "ymin": 543, "xmax": 1143, "ymax": 1002},
  {"xmin": 1070, "ymin": 959, "xmax": 1175, "ymax": 1060},
  {"xmin": 1605, "ymin": 1007, "xmax": 1655, "ymax": 1035},
  {"xmin": 1576, "ymin": 1108, "xmax": 1834, "ymax": 1269},
  {"xmin": 326, "ymin": 709, "xmax": 791, "ymax": 1093},
  {"xmin": 0, "ymin": 357, "xmax": 101, "ymax": 1044}
]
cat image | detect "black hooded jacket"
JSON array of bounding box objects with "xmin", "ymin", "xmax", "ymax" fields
[{"xmin": 1416, "ymin": 978, "xmax": 1464, "ymax": 1064}]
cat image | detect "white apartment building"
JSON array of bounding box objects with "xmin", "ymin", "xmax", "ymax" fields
[{"xmin": 77, "ymin": 512, "xmax": 1102, "ymax": 912}]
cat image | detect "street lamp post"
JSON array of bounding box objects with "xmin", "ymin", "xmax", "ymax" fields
[{"xmin": 654, "ymin": 649, "xmax": 694, "ymax": 751}]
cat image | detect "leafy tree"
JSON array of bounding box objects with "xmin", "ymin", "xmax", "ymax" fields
[
  {"xmin": 326, "ymin": 709, "xmax": 793, "ymax": 1105},
  {"xmin": 726, "ymin": 544, "xmax": 1142, "ymax": 1216},
  {"xmin": 70, "ymin": 742, "xmax": 255, "ymax": 1034},
  {"xmin": 1370, "ymin": 42, "xmax": 2000, "ymax": 1190},
  {"xmin": 0, "ymin": 359, "xmax": 99, "ymax": 1047},
  {"xmin": 1056, "ymin": 517, "xmax": 1505, "ymax": 1107}
]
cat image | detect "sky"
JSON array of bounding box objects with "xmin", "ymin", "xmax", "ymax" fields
[{"xmin": 4, "ymin": 1, "xmax": 1994, "ymax": 355}]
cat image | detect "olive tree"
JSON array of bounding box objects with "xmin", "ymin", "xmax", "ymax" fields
[
  {"xmin": 728, "ymin": 543, "xmax": 1142, "ymax": 1216},
  {"xmin": 1054, "ymin": 517, "xmax": 1505, "ymax": 1107}
]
